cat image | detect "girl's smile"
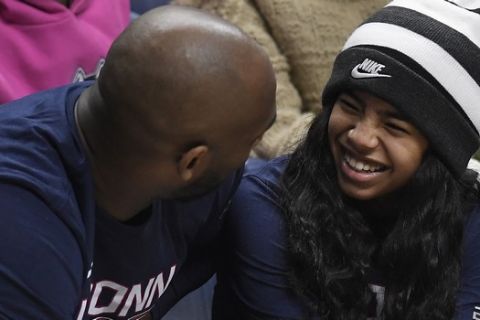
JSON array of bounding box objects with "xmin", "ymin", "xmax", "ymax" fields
[{"xmin": 340, "ymin": 148, "xmax": 388, "ymax": 184}]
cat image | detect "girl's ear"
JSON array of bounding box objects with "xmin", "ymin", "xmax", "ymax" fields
[{"xmin": 177, "ymin": 145, "xmax": 210, "ymax": 182}]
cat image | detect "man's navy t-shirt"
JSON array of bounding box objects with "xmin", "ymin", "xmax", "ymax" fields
[{"xmin": 0, "ymin": 82, "xmax": 241, "ymax": 319}]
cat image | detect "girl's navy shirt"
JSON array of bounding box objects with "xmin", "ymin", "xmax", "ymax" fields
[
  {"xmin": 0, "ymin": 82, "xmax": 241, "ymax": 319},
  {"xmin": 213, "ymin": 157, "xmax": 480, "ymax": 320}
]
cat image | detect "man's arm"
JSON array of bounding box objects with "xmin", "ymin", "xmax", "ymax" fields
[
  {"xmin": 212, "ymin": 173, "xmax": 311, "ymax": 320},
  {"xmin": 0, "ymin": 183, "xmax": 84, "ymax": 319}
]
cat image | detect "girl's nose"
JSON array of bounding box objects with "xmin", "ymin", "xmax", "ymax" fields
[{"xmin": 346, "ymin": 122, "xmax": 379, "ymax": 153}]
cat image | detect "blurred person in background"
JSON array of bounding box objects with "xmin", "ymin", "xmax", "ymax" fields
[{"xmin": 0, "ymin": 0, "xmax": 130, "ymax": 103}]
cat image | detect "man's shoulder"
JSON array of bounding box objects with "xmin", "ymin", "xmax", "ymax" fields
[
  {"xmin": 242, "ymin": 156, "xmax": 288, "ymax": 196},
  {"xmin": 245, "ymin": 156, "xmax": 288, "ymax": 176},
  {"xmin": 0, "ymin": 82, "xmax": 91, "ymax": 116},
  {"xmin": 226, "ymin": 157, "xmax": 289, "ymax": 233},
  {"xmin": 0, "ymin": 82, "xmax": 95, "ymax": 230}
]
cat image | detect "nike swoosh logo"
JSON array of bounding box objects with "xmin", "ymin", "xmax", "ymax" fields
[{"xmin": 351, "ymin": 65, "xmax": 392, "ymax": 79}]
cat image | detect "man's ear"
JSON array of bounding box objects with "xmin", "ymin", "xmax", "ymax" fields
[{"xmin": 177, "ymin": 145, "xmax": 209, "ymax": 182}]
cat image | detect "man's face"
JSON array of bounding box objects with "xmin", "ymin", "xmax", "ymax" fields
[
  {"xmin": 328, "ymin": 91, "xmax": 428, "ymax": 201},
  {"xmin": 173, "ymin": 111, "xmax": 276, "ymax": 200}
]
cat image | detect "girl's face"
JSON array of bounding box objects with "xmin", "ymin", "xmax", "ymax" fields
[{"xmin": 328, "ymin": 91, "xmax": 428, "ymax": 201}]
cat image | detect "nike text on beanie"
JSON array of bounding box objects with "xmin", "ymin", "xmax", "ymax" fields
[{"xmin": 322, "ymin": 0, "xmax": 480, "ymax": 177}]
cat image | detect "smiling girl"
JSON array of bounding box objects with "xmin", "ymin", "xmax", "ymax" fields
[{"xmin": 212, "ymin": 0, "xmax": 480, "ymax": 319}]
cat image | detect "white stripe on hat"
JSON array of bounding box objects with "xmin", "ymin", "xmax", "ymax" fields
[
  {"xmin": 448, "ymin": 0, "xmax": 480, "ymax": 10},
  {"xmin": 386, "ymin": 0, "xmax": 480, "ymax": 48},
  {"xmin": 342, "ymin": 22, "xmax": 480, "ymax": 133}
]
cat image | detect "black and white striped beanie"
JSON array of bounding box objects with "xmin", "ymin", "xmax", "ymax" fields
[{"xmin": 322, "ymin": 0, "xmax": 480, "ymax": 177}]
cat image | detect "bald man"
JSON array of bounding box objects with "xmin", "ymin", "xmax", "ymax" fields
[{"xmin": 0, "ymin": 5, "xmax": 276, "ymax": 320}]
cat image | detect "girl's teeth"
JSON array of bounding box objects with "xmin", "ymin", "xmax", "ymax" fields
[
  {"xmin": 354, "ymin": 161, "xmax": 363, "ymax": 171},
  {"xmin": 345, "ymin": 154, "xmax": 381, "ymax": 172}
]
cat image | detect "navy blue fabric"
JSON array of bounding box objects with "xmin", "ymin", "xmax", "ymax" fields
[
  {"xmin": 0, "ymin": 83, "xmax": 242, "ymax": 320},
  {"xmin": 213, "ymin": 157, "xmax": 480, "ymax": 319},
  {"xmin": 131, "ymin": 0, "xmax": 171, "ymax": 14},
  {"xmin": 161, "ymin": 276, "xmax": 216, "ymax": 320}
]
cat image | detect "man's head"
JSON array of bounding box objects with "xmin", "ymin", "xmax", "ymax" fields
[{"xmin": 81, "ymin": 5, "xmax": 276, "ymax": 203}]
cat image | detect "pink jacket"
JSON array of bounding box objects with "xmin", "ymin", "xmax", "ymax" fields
[{"xmin": 0, "ymin": 0, "xmax": 130, "ymax": 103}]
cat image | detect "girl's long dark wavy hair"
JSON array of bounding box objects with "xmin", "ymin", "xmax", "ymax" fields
[{"xmin": 281, "ymin": 109, "xmax": 480, "ymax": 320}]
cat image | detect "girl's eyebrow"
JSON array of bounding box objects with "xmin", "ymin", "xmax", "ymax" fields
[
  {"xmin": 380, "ymin": 110, "xmax": 408, "ymax": 121},
  {"xmin": 342, "ymin": 91, "xmax": 366, "ymax": 108},
  {"xmin": 344, "ymin": 91, "xmax": 409, "ymax": 121}
]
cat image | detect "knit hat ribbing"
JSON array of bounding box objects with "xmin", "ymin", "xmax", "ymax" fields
[{"xmin": 322, "ymin": 0, "xmax": 480, "ymax": 177}]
